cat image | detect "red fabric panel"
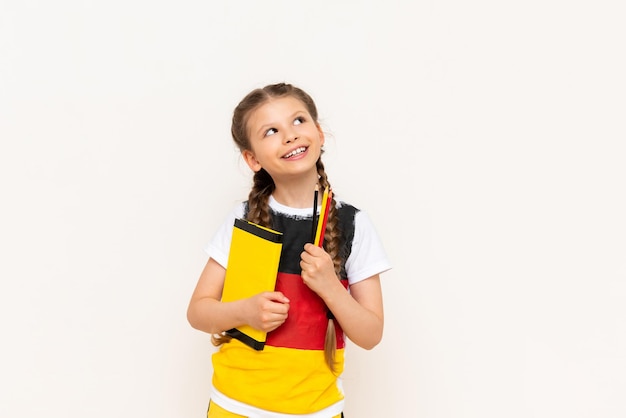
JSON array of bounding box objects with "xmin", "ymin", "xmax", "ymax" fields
[{"xmin": 267, "ymin": 272, "xmax": 346, "ymax": 350}]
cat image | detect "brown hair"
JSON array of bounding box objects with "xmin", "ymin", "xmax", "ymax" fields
[{"xmin": 215, "ymin": 83, "xmax": 342, "ymax": 372}]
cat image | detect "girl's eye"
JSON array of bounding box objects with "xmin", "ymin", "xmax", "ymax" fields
[
  {"xmin": 294, "ymin": 116, "xmax": 305, "ymax": 125},
  {"xmin": 265, "ymin": 127, "xmax": 277, "ymax": 136}
]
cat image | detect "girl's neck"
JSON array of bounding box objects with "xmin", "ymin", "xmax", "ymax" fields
[{"xmin": 271, "ymin": 175, "xmax": 319, "ymax": 209}]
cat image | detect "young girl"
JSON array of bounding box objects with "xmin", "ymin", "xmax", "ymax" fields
[{"xmin": 187, "ymin": 83, "xmax": 391, "ymax": 417}]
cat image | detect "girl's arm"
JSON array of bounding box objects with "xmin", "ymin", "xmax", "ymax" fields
[
  {"xmin": 300, "ymin": 244, "xmax": 384, "ymax": 350},
  {"xmin": 187, "ymin": 258, "xmax": 290, "ymax": 335}
]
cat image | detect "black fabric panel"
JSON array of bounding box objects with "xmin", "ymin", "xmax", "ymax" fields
[
  {"xmin": 271, "ymin": 204, "xmax": 358, "ymax": 279},
  {"xmin": 242, "ymin": 200, "xmax": 358, "ymax": 279}
]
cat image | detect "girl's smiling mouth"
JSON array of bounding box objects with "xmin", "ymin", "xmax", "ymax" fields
[{"xmin": 282, "ymin": 146, "xmax": 308, "ymax": 159}]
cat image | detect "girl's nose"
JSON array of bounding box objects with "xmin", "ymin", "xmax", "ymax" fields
[{"xmin": 284, "ymin": 129, "xmax": 299, "ymax": 144}]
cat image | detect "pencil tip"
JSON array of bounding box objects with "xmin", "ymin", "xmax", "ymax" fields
[{"xmin": 315, "ymin": 183, "xmax": 319, "ymax": 191}]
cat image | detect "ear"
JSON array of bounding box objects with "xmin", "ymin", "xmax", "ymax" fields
[
  {"xmin": 317, "ymin": 123, "xmax": 325, "ymax": 147},
  {"xmin": 242, "ymin": 149, "xmax": 262, "ymax": 172}
]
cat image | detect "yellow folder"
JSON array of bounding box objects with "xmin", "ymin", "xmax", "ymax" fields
[{"xmin": 222, "ymin": 218, "xmax": 283, "ymax": 350}]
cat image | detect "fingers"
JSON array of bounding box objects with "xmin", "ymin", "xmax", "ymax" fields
[
  {"xmin": 300, "ymin": 247, "xmax": 329, "ymax": 275},
  {"xmin": 260, "ymin": 309, "xmax": 289, "ymax": 332},
  {"xmin": 259, "ymin": 309, "xmax": 288, "ymax": 332},
  {"xmin": 257, "ymin": 292, "xmax": 290, "ymax": 313},
  {"xmin": 265, "ymin": 291, "xmax": 290, "ymax": 304},
  {"xmin": 300, "ymin": 245, "xmax": 320, "ymax": 270},
  {"xmin": 253, "ymin": 292, "xmax": 289, "ymax": 332},
  {"xmin": 302, "ymin": 242, "xmax": 323, "ymax": 257}
]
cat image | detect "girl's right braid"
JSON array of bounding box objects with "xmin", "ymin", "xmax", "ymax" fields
[{"xmin": 247, "ymin": 169, "xmax": 274, "ymax": 228}]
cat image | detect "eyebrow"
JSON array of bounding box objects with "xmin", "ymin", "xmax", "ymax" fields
[{"xmin": 255, "ymin": 110, "xmax": 307, "ymax": 137}]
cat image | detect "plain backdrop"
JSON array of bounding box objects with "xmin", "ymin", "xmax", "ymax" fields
[{"xmin": 1, "ymin": 1, "xmax": 625, "ymax": 417}]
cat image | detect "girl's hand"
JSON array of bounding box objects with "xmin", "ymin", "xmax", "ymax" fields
[
  {"xmin": 299, "ymin": 243, "xmax": 340, "ymax": 298},
  {"xmin": 244, "ymin": 291, "xmax": 290, "ymax": 332}
]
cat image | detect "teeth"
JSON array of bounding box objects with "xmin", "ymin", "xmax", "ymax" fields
[{"xmin": 284, "ymin": 147, "xmax": 306, "ymax": 158}]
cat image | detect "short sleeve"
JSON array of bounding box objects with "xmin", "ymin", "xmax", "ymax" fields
[
  {"xmin": 203, "ymin": 203, "xmax": 246, "ymax": 268},
  {"xmin": 344, "ymin": 210, "xmax": 392, "ymax": 285}
]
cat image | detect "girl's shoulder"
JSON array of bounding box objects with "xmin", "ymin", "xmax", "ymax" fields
[{"xmin": 336, "ymin": 199, "xmax": 359, "ymax": 215}]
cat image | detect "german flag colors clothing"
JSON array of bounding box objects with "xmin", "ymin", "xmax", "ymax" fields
[{"xmin": 204, "ymin": 196, "xmax": 391, "ymax": 416}]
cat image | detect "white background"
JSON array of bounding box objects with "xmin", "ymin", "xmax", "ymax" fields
[{"xmin": 1, "ymin": 1, "xmax": 625, "ymax": 417}]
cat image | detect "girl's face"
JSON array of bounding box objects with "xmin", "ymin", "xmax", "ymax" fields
[{"xmin": 242, "ymin": 96, "xmax": 325, "ymax": 183}]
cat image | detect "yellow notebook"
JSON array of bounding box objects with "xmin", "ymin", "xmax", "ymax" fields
[{"xmin": 222, "ymin": 218, "xmax": 283, "ymax": 350}]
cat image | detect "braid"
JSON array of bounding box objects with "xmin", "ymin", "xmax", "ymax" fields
[
  {"xmin": 246, "ymin": 169, "xmax": 275, "ymax": 228},
  {"xmin": 316, "ymin": 159, "xmax": 342, "ymax": 275},
  {"xmin": 317, "ymin": 158, "xmax": 343, "ymax": 373}
]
